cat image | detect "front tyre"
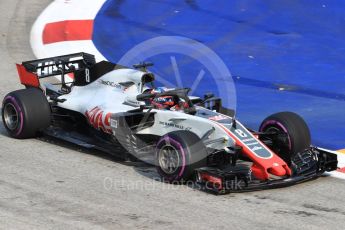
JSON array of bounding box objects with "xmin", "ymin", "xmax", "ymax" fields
[
  {"xmin": 259, "ymin": 111, "xmax": 311, "ymax": 164},
  {"xmin": 2, "ymin": 88, "xmax": 51, "ymax": 139},
  {"xmin": 155, "ymin": 131, "xmax": 207, "ymax": 182}
]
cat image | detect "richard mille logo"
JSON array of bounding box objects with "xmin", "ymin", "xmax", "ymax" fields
[{"xmin": 159, "ymin": 121, "xmax": 191, "ymax": 131}]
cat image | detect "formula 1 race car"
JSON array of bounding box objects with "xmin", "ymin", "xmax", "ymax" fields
[{"xmin": 2, "ymin": 53, "xmax": 338, "ymax": 194}]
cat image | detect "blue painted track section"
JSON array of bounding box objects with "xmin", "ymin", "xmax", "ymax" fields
[{"xmin": 93, "ymin": 0, "xmax": 345, "ymax": 149}]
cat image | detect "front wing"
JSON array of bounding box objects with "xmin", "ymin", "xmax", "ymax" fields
[{"xmin": 195, "ymin": 147, "xmax": 338, "ymax": 194}]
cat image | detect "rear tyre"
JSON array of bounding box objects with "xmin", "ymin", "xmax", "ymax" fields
[
  {"xmin": 2, "ymin": 88, "xmax": 51, "ymax": 139},
  {"xmin": 155, "ymin": 131, "xmax": 207, "ymax": 182},
  {"xmin": 259, "ymin": 112, "xmax": 311, "ymax": 164}
]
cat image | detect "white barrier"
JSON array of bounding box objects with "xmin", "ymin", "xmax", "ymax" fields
[{"xmin": 31, "ymin": 0, "xmax": 106, "ymax": 61}]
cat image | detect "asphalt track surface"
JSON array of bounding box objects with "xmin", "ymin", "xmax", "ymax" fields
[{"xmin": 0, "ymin": 1, "xmax": 345, "ymax": 229}]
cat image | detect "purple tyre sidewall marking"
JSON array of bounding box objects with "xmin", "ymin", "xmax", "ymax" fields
[
  {"xmin": 260, "ymin": 120, "xmax": 292, "ymax": 151},
  {"xmin": 3, "ymin": 96, "xmax": 24, "ymax": 136},
  {"xmin": 156, "ymin": 135, "xmax": 186, "ymax": 180}
]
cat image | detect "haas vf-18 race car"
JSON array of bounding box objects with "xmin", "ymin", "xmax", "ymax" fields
[{"xmin": 2, "ymin": 53, "xmax": 338, "ymax": 194}]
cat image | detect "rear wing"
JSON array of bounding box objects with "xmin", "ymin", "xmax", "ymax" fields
[
  {"xmin": 21, "ymin": 52, "xmax": 95, "ymax": 78},
  {"xmin": 16, "ymin": 52, "xmax": 96, "ymax": 90}
]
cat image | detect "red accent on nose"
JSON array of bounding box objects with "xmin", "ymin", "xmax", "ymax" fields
[
  {"xmin": 251, "ymin": 164, "xmax": 269, "ymax": 180},
  {"xmin": 214, "ymin": 123, "xmax": 292, "ymax": 180},
  {"xmin": 43, "ymin": 20, "xmax": 94, "ymax": 44},
  {"xmin": 268, "ymin": 165, "xmax": 288, "ymax": 176}
]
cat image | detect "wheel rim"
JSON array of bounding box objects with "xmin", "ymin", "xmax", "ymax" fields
[
  {"xmin": 158, "ymin": 145, "xmax": 180, "ymax": 174},
  {"xmin": 3, "ymin": 103, "xmax": 20, "ymax": 131},
  {"xmin": 266, "ymin": 126, "xmax": 280, "ymax": 134},
  {"xmin": 264, "ymin": 126, "xmax": 292, "ymax": 163},
  {"xmin": 266, "ymin": 126, "xmax": 290, "ymax": 150}
]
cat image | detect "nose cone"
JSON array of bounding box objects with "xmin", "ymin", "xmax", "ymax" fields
[{"xmin": 268, "ymin": 164, "xmax": 288, "ymax": 176}]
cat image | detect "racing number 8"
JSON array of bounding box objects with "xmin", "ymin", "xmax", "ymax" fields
[{"xmin": 85, "ymin": 68, "xmax": 90, "ymax": 83}]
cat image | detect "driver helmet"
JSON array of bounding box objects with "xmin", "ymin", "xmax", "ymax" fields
[
  {"xmin": 146, "ymin": 87, "xmax": 188, "ymax": 111},
  {"xmin": 150, "ymin": 87, "xmax": 168, "ymax": 94}
]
